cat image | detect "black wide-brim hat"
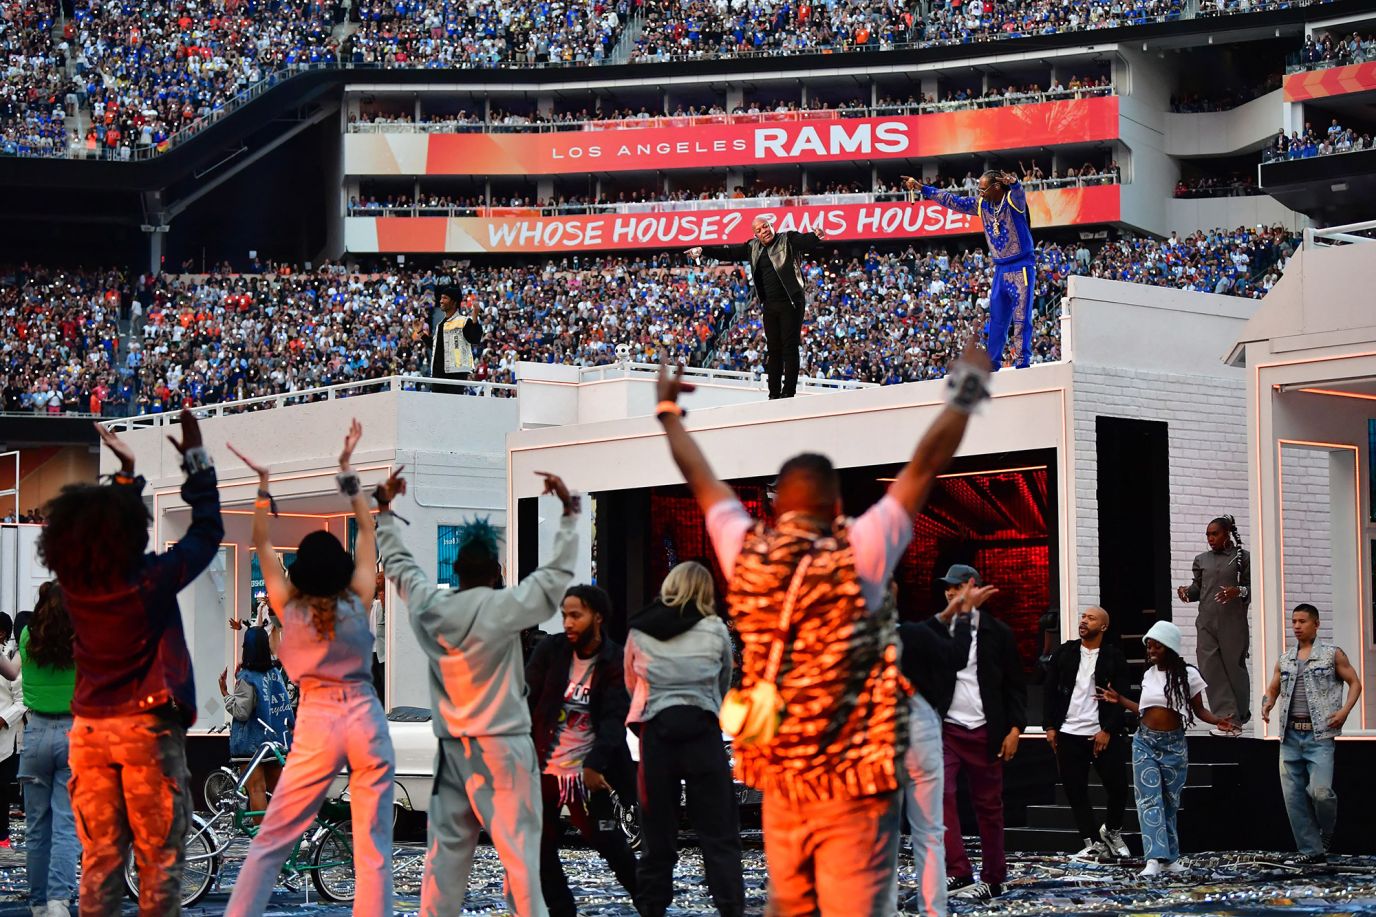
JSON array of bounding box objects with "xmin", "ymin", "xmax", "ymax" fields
[{"xmin": 289, "ymin": 530, "xmax": 354, "ymax": 598}]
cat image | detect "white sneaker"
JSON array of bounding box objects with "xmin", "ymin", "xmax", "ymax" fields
[
  {"xmin": 1139, "ymin": 859, "xmax": 1164, "ymax": 877},
  {"xmin": 1071, "ymin": 840, "xmax": 1109, "ymax": 861},
  {"xmin": 1210, "ymin": 726, "xmax": 1242, "ymax": 737},
  {"xmin": 1165, "ymin": 860, "xmax": 1189, "ymax": 874}
]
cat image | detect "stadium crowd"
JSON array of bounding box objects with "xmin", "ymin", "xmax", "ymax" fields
[
  {"xmin": 1, "ymin": 224, "xmax": 1297, "ymax": 415},
  {"xmin": 348, "ymin": 78, "xmax": 1113, "ymax": 131},
  {"xmin": 1263, "ymin": 119, "xmax": 1375, "ymax": 161},
  {"xmin": 1297, "ymin": 30, "xmax": 1376, "ymax": 69},
  {"xmin": 1173, "ymin": 173, "xmax": 1261, "ymax": 197},
  {"xmin": 0, "ymin": 0, "xmax": 1326, "ymax": 158}
]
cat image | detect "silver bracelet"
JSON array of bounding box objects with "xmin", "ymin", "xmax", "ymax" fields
[{"xmin": 181, "ymin": 447, "xmax": 214, "ymax": 475}]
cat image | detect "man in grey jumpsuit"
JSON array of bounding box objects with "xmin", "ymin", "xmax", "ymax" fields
[
  {"xmin": 1177, "ymin": 516, "xmax": 1251, "ymax": 732},
  {"xmin": 375, "ymin": 470, "xmax": 579, "ymax": 917}
]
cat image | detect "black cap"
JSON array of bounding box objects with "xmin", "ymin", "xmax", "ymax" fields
[{"xmin": 937, "ymin": 564, "xmax": 982, "ymax": 586}]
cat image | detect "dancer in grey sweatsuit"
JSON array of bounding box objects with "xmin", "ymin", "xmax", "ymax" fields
[{"xmin": 375, "ymin": 469, "xmax": 580, "ymax": 917}]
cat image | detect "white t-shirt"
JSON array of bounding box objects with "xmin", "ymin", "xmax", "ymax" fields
[
  {"xmin": 545, "ymin": 654, "xmax": 597, "ymax": 776},
  {"xmin": 1139, "ymin": 664, "xmax": 1207, "ymax": 716},
  {"xmin": 1061, "ymin": 646, "xmax": 1100, "ymax": 736},
  {"xmin": 704, "ymin": 494, "xmax": 912, "ymax": 614},
  {"xmin": 946, "ymin": 609, "xmax": 985, "ymax": 729}
]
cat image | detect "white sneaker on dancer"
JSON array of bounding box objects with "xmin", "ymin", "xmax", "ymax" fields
[
  {"xmin": 1165, "ymin": 860, "xmax": 1189, "ymax": 874},
  {"xmin": 1139, "ymin": 859, "xmax": 1164, "ymax": 878},
  {"xmin": 1071, "ymin": 840, "xmax": 1109, "ymax": 861}
]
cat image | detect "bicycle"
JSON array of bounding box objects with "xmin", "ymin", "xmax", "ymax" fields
[{"xmin": 123, "ymin": 739, "xmax": 355, "ymax": 907}]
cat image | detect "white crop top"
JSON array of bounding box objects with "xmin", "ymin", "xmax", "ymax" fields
[{"xmin": 1139, "ymin": 664, "xmax": 1207, "ymax": 715}]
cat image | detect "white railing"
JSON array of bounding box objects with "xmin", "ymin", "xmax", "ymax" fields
[
  {"xmin": 577, "ymin": 360, "xmax": 874, "ymax": 391},
  {"xmin": 1303, "ymin": 220, "xmax": 1376, "ymax": 248},
  {"xmin": 348, "ymin": 87, "xmax": 1115, "ymax": 135},
  {"xmin": 98, "ymin": 375, "xmax": 517, "ymax": 432},
  {"xmin": 349, "ymin": 176, "xmax": 1122, "ymax": 219}
]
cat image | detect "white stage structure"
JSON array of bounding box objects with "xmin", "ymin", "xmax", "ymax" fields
[
  {"xmin": 1229, "ymin": 222, "xmax": 1376, "ymax": 737},
  {"xmin": 82, "ymin": 271, "xmax": 1368, "ymax": 741}
]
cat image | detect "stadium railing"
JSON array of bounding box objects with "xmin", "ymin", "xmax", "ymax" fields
[
  {"xmin": 1286, "ymin": 43, "xmax": 1376, "ymax": 73},
  {"xmin": 346, "ymin": 177, "xmax": 1122, "ymax": 218},
  {"xmin": 347, "ymin": 87, "xmax": 1115, "ymax": 134},
  {"xmin": 98, "ymin": 375, "xmax": 518, "ymax": 432}
]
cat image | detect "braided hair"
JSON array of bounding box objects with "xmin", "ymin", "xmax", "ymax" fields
[
  {"xmin": 1210, "ymin": 514, "xmax": 1244, "ymax": 570},
  {"xmin": 1159, "ymin": 645, "xmax": 1197, "ymax": 727}
]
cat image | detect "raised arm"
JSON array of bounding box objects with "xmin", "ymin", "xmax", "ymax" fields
[
  {"xmin": 655, "ymin": 362, "xmax": 735, "ymax": 515},
  {"xmin": 900, "ymin": 175, "xmax": 978, "ymax": 215},
  {"xmin": 337, "ymin": 419, "xmax": 376, "ymax": 605},
  {"xmin": 113, "ymin": 412, "xmax": 224, "ymax": 597},
  {"xmin": 888, "ymin": 341, "xmax": 992, "ymax": 519},
  {"xmin": 228, "ymin": 442, "xmax": 291, "ymax": 615}
]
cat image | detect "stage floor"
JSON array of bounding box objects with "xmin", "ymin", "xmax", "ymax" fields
[{"xmin": 2, "ymin": 832, "xmax": 1373, "ymax": 915}]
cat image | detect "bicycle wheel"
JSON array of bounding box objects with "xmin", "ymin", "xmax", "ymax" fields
[
  {"xmin": 123, "ymin": 812, "xmax": 219, "ymax": 908},
  {"xmin": 203, "ymin": 768, "xmax": 238, "ymax": 811},
  {"xmin": 309, "ymin": 819, "xmax": 355, "ymax": 903}
]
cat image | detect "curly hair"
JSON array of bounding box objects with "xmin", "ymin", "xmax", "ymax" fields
[
  {"xmin": 300, "ymin": 592, "xmax": 341, "ymax": 641},
  {"xmin": 26, "ymin": 582, "xmax": 75, "ymax": 670},
  {"xmin": 37, "ymin": 484, "xmax": 150, "ymax": 592}
]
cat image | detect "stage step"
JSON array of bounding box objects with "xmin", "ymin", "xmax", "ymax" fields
[
  {"xmin": 1004, "ymin": 826, "xmax": 1143, "ymax": 853},
  {"xmin": 1027, "ymin": 804, "xmax": 1140, "ymax": 832},
  {"xmin": 1015, "ymin": 758, "xmax": 1240, "ymax": 855}
]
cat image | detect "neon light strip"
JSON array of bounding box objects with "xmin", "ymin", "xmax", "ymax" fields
[{"xmin": 1296, "ymin": 387, "xmax": 1376, "ymax": 402}]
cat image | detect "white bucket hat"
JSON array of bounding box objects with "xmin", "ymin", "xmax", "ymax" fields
[{"xmin": 1142, "ymin": 620, "xmax": 1183, "ymax": 656}]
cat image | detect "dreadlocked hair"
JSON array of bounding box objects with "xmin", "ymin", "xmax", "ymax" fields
[
  {"xmin": 26, "ymin": 582, "xmax": 75, "ymax": 670},
  {"xmin": 1211, "ymin": 514, "xmax": 1245, "ymax": 568},
  {"xmin": 1159, "ymin": 646, "xmax": 1197, "ymax": 727}
]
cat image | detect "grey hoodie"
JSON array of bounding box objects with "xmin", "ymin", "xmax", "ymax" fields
[
  {"xmin": 624, "ymin": 607, "xmax": 733, "ymax": 726},
  {"xmin": 376, "ymin": 511, "xmax": 576, "ymax": 739}
]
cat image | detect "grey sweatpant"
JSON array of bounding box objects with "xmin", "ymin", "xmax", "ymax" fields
[
  {"xmin": 1196, "ymin": 607, "xmax": 1250, "ymax": 723},
  {"xmin": 422, "ymin": 735, "xmax": 547, "ymax": 917}
]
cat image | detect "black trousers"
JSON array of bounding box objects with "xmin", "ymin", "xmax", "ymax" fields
[
  {"xmin": 0, "ymin": 751, "xmax": 18, "ymax": 839},
  {"xmin": 761, "ymin": 303, "xmax": 802, "ymax": 397},
  {"xmin": 432, "ymin": 371, "xmax": 471, "ymax": 395},
  {"xmin": 1054, "ymin": 731, "xmax": 1129, "ymax": 843},
  {"xmin": 539, "ymin": 772, "xmax": 638, "ymax": 917},
  {"xmin": 636, "ymin": 707, "xmax": 744, "ymax": 917}
]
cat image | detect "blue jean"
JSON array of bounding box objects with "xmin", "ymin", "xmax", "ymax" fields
[
  {"xmin": 225, "ymin": 682, "xmax": 395, "ymax": 917},
  {"xmin": 902, "ymin": 694, "xmax": 945, "ymax": 917},
  {"xmin": 1131, "ymin": 726, "xmax": 1188, "ymax": 863},
  {"xmin": 19, "ymin": 713, "xmax": 78, "ymax": 907},
  {"xmin": 1279, "ymin": 728, "xmax": 1336, "ymax": 855}
]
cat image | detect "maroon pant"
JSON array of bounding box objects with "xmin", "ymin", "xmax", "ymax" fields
[{"xmin": 942, "ymin": 722, "xmax": 1006, "ymax": 885}]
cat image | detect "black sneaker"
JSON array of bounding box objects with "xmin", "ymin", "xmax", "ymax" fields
[
  {"xmin": 1287, "ymin": 852, "xmax": 1328, "ymax": 866},
  {"xmin": 953, "ymin": 882, "xmax": 1004, "ymax": 902},
  {"xmin": 946, "ymin": 875, "xmax": 975, "ymax": 893}
]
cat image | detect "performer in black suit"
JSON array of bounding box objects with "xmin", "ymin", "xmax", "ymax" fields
[{"xmin": 688, "ymin": 217, "xmax": 826, "ymax": 399}]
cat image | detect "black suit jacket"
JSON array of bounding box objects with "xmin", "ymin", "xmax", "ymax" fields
[
  {"xmin": 899, "ymin": 613, "xmax": 972, "ymax": 716},
  {"xmin": 712, "ymin": 230, "xmax": 823, "ymax": 310},
  {"xmin": 1042, "ymin": 638, "xmax": 1132, "ymax": 736},
  {"xmin": 525, "ymin": 633, "xmax": 634, "ymax": 797},
  {"xmin": 925, "ymin": 610, "xmax": 1027, "ymax": 761}
]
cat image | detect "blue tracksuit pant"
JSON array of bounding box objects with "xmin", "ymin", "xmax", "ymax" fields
[{"xmin": 987, "ymin": 256, "xmax": 1036, "ymax": 370}]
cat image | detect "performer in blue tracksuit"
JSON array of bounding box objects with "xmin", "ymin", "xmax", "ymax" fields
[{"xmin": 902, "ymin": 171, "xmax": 1035, "ymax": 370}]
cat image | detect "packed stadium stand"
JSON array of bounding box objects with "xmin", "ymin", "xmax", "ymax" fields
[{"xmin": 0, "ymin": 0, "xmax": 1371, "ymax": 419}]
